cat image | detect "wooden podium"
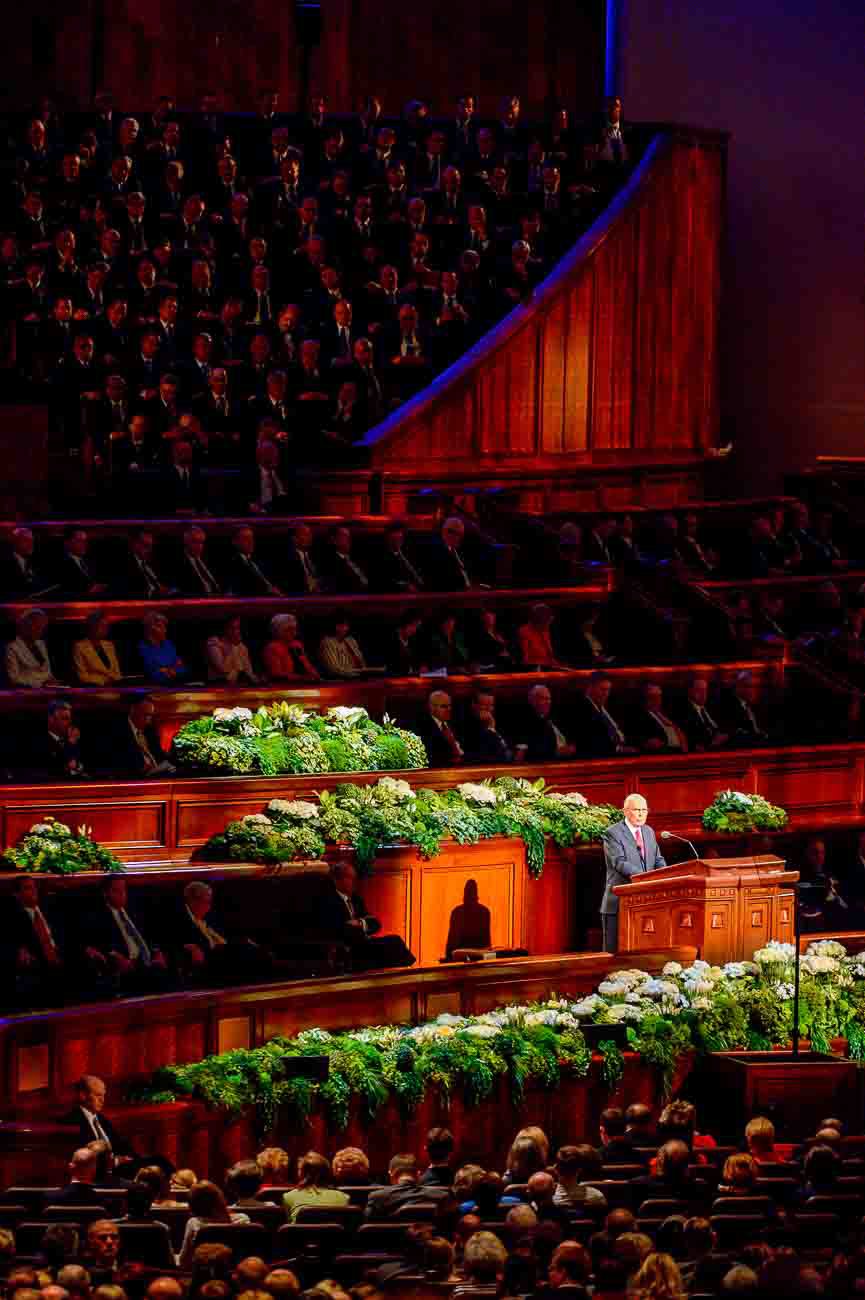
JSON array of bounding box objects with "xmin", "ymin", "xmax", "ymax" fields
[{"xmin": 613, "ymin": 855, "xmax": 799, "ymax": 963}]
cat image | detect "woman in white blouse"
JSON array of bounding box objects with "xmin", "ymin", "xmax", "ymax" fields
[
  {"xmin": 206, "ymin": 614, "xmax": 259, "ymax": 684},
  {"xmin": 5, "ymin": 608, "xmax": 61, "ymax": 687}
]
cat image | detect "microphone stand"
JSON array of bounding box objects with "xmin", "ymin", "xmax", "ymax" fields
[{"xmin": 660, "ymin": 830, "xmax": 699, "ymax": 859}]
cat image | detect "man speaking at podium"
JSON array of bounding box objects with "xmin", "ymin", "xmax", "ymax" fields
[{"xmin": 600, "ymin": 793, "xmax": 666, "ymax": 952}]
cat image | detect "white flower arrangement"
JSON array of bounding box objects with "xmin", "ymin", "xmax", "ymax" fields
[
  {"xmin": 375, "ymin": 777, "xmax": 416, "ymax": 801},
  {"xmin": 464, "ymin": 1023, "xmax": 501, "ymax": 1038},
  {"xmin": 753, "ymin": 941, "xmax": 796, "ymax": 964},
  {"xmin": 775, "ymin": 982, "xmax": 796, "ymax": 1001},
  {"xmin": 663, "ymin": 961, "xmax": 683, "ymax": 976},
  {"xmin": 801, "ymin": 954, "xmax": 841, "ymax": 976},
  {"xmin": 807, "ymin": 940, "xmax": 847, "ymax": 960},
  {"xmin": 213, "ymin": 707, "xmax": 254, "ymax": 722},
  {"xmin": 242, "ymin": 813, "xmax": 273, "ymax": 827},
  {"xmin": 548, "ymin": 791, "xmax": 590, "ymax": 807},
  {"xmin": 606, "ymin": 1003, "xmax": 646, "ymax": 1023},
  {"xmin": 326, "ymin": 705, "xmax": 370, "ymax": 726},
  {"xmin": 456, "ymin": 782, "xmax": 498, "ymax": 805},
  {"xmin": 719, "ymin": 789, "xmax": 754, "ymax": 807},
  {"xmin": 267, "ymin": 799, "xmax": 320, "ymax": 820}
]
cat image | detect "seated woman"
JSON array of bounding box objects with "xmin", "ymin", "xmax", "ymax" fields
[
  {"xmin": 318, "ymin": 611, "xmax": 369, "ymax": 678},
  {"xmin": 206, "ymin": 614, "xmax": 258, "ymax": 684},
  {"xmin": 73, "ymin": 610, "xmax": 123, "ymax": 686},
  {"xmin": 5, "ymin": 608, "xmax": 61, "ymax": 688},
  {"xmin": 178, "ymin": 1180, "xmax": 250, "ymax": 1269},
  {"xmin": 256, "ymin": 1147, "xmax": 291, "ymax": 1194},
  {"xmin": 470, "ymin": 607, "xmax": 514, "ymax": 672},
  {"xmin": 331, "ymin": 1147, "xmax": 371, "ymax": 1187},
  {"xmin": 517, "ymin": 602, "xmax": 566, "ymax": 670},
  {"xmin": 138, "ymin": 611, "xmax": 188, "ymax": 685},
  {"xmin": 262, "ymin": 613, "xmax": 320, "ymax": 682},
  {"xmin": 282, "ymin": 1152, "xmax": 350, "ymax": 1223},
  {"xmin": 428, "ymin": 611, "xmax": 473, "ymax": 674},
  {"xmin": 717, "ymin": 1152, "xmax": 760, "ymax": 1197}
]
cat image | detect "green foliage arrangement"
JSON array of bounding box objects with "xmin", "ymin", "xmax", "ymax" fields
[
  {"xmin": 197, "ymin": 776, "xmax": 624, "ymax": 877},
  {"xmin": 0, "ymin": 816, "xmax": 125, "ymax": 875},
  {"xmin": 134, "ymin": 940, "xmax": 865, "ymax": 1133},
  {"xmin": 701, "ymin": 789, "xmax": 788, "ymax": 834},
  {"xmin": 171, "ymin": 704, "xmax": 427, "ymax": 777}
]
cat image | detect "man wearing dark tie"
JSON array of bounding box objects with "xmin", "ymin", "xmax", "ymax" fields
[
  {"xmin": 311, "ymin": 861, "xmax": 415, "ymax": 972},
  {"xmin": 600, "ymin": 794, "xmax": 666, "ymax": 952},
  {"xmin": 59, "ymin": 1074, "xmax": 137, "ymax": 1160},
  {"xmin": 81, "ymin": 877, "xmax": 169, "ymax": 992},
  {"xmin": 177, "ymin": 525, "xmax": 221, "ymax": 596},
  {"xmin": 2, "ymin": 875, "xmax": 67, "ymax": 1006},
  {"xmin": 680, "ymin": 677, "xmax": 728, "ymax": 751}
]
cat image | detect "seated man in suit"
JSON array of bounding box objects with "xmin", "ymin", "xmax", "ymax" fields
[
  {"xmin": 59, "ymin": 1074, "xmax": 137, "ymax": 1162},
  {"xmin": 461, "ymin": 689, "xmax": 513, "ymax": 764},
  {"xmin": 166, "ymin": 880, "xmax": 270, "ymax": 986},
  {"xmin": 369, "ymin": 521, "xmax": 425, "ymax": 593},
  {"xmin": 1, "ymin": 874, "xmax": 67, "ymax": 1007},
  {"xmin": 364, "ymin": 1153, "xmax": 450, "ymax": 1220},
  {"xmin": 113, "ymin": 529, "xmax": 174, "ymax": 599},
  {"xmin": 515, "ymin": 684, "xmax": 575, "ymax": 763},
  {"xmin": 577, "ymin": 672, "xmax": 636, "ymax": 758},
  {"xmin": 633, "ymin": 682, "xmax": 688, "ymax": 754},
  {"xmin": 417, "ymin": 690, "xmax": 465, "ymax": 767},
  {"xmin": 678, "ymin": 676, "xmax": 728, "ymax": 751},
  {"xmin": 722, "ymin": 671, "xmax": 771, "ymax": 746},
  {"xmin": 176, "ymin": 524, "xmax": 221, "ymax": 596},
  {"xmin": 600, "ymin": 793, "xmax": 666, "ymax": 952},
  {"xmin": 425, "ymin": 516, "xmax": 475, "ymax": 591},
  {"xmin": 52, "ymin": 527, "xmax": 108, "ymax": 599},
  {"xmin": 223, "ymin": 524, "xmax": 283, "ymax": 596},
  {"xmin": 0, "ymin": 526, "xmax": 49, "ymax": 599},
  {"xmin": 80, "ymin": 876, "xmax": 170, "ymax": 993},
  {"xmin": 108, "ymin": 696, "xmax": 176, "ymax": 779},
  {"xmin": 24, "ymin": 698, "xmax": 89, "ymax": 780},
  {"xmin": 320, "ymin": 524, "xmax": 370, "ymax": 593},
  {"xmin": 45, "ymin": 1147, "xmax": 104, "ymax": 1210},
  {"xmin": 314, "ymin": 861, "xmax": 414, "ymax": 972}
]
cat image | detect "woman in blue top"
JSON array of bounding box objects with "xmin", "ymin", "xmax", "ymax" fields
[{"xmin": 138, "ymin": 610, "xmax": 188, "ymax": 684}]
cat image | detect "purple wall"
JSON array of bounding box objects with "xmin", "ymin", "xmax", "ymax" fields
[{"xmin": 615, "ymin": 0, "xmax": 865, "ymax": 488}]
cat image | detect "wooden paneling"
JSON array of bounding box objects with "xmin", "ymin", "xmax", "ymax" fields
[{"xmin": 361, "ymin": 130, "xmax": 726, "ymax": 478}]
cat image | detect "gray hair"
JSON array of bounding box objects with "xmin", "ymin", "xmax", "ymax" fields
[
  {"xmin": 184, "ymin": 881, "xmax": 213, "ymax": 904},
  {"xmin": 428, "ymin": 690, "xmax": 451, "ymax": 708},
  {"xmin": 271, "ymin": 613, "xmax": 298, "ymax": 636},
  {"xmin": 463, "ymin": 1231, "xmax": 507, "ymax": 1282}
]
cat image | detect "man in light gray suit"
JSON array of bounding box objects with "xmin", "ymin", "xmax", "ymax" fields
[{"xmin": 600, "ymin": 793, "xmax": 666, "ymax": 952}]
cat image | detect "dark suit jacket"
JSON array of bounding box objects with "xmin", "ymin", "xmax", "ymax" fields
[
  {"xmin": 111, "ymin": 554, "xmax": 169, "ymax": 599},
  {"xmin": 461, "ymin": 716, "xmax": 512, "ymax": 765},
  {"xmin": 102, "ymin": 719, "xmax": 170, "ymax": 778},
  {"xmin": 368, "ymin": 545, "xmax": 425, "ymax": 593},
  {"xmin": 516, "ymin": 710, "xmax": 565, "ymax": 764},
  {"xmin": 601, "ymin": 820, "xmax": 666, "ymax": 916},
  {"xmin": 0, "ymin": 551, "xmax": 49, "ymax": 599},
  {"xmin": 83, "ymin": 901, "xmax": 160, "ymax": 965},
  {"xmin": 423, "ymin": 541, "xmax": 473, "ymax": 592},
  {"xmin": 319, "ymin": 546, "xmax": 371, "ymax": 594},
  {"xmin": 158, "ymin": 464, "xmax": 208, "ymax": 514},
  {"xmin": 417, "ymin": 717, "xmax": 462, "ymax": 768},
  {"xmin": 310, "ymin": 885, "xmax": 381, "ymax": 945},
  {"xmin": 1, "ymin": 899, "xmax": 67, "ymax": 968},
  {"xmin": 51, "ymin": 553, "xmax": 101, "ymax": 599},
  {"xmin": 223, "ymin": 551, "xmax": 280, "ymax": 597},
  {"xmin": 364, "ymin": 1181, "xmax": 449, "ymax": 1221},
  {"xmin": 23, "ymin": 728, "xmax": 84, "ymax": 780},
  {"xmin": 163, "ymin": 902, "xmax": 233, "ymax": 962},
  {"xmin": 43, "ymin": 1181, "xmax": 106, "ymax": 1210},
  {"xmin": 575, "ymin": 697, "xmax": 626, "ymax": 758},
  {"xmin": 57, "ymin": 1106, "xmax": 135, "ymax": 1159},
  {"xmin": 174, "ymin": 552, "xmax": 222, "ymax": 597},
  {"xmin": 679, "ymin": 700, "xmax": 722, "ymax": 751}
]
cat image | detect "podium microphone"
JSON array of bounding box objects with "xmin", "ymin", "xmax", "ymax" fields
[{"xmin": 660, "ymin": 830, "xmax": 699, "ymax": 859}]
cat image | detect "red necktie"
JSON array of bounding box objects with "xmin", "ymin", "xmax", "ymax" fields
[{"xmin": 635, "ymin": 827, "xmax": 645, "ymax": 861}]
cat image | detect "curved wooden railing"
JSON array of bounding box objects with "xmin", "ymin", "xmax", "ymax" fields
[{"xmin": 360, "ymin": 126, "xmax": 727, "ymax": 473}]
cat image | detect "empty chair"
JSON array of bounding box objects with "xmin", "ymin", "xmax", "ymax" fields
[
  {"xmin": 355, "ymin": 1222, "xmax": 417, "ymax": 1252},
  {"xmin": 337, "ymin": 1184, "xmax": 385, "ymax": 1208},
  {"xmin": 638, "ymin": 1198, "xmax": 692, "ymax": 1218},
  {"xmin": 711, "ymin": 1195, "xmax": 774, "ymax": 1218},
  {"xmin": 118, "ymin": 1221, "xmax": 174, "ymax": 1268},
  {"xmin": 755, "ymin": 1178, "xmax": 800, "ymax": 1206},
  {"xmin": 392, "ymin": 1201, "xmax": 442, "ymax": 1222},
  {"xmin": 601, "ymin": 1164, "xmax": 645, "ymax": 1180},
  {"xmin": 195, "ymin": 1221, "xmax": 273, "ymax": 1262},
  {"xmin": 804, "ymin": 1193, "xmax": 864, "ymax": 1225},
  {"xmin": 710, "ymin": 1214, "xmax": 774, "ymax": 1249},
  {"xmin": 2, "ymin": 1188, "xmax": 61, "ymax": 1213},
  {"xmin": 43, "ymin": 1205, "xmax": 108, "ymax": 1226},
  {"xmin": 274, "ymin": 1221, "xmax": 346, "ymax": 1269},
  {"xmin": 294, "ymin": 1204, "xmax": 363, "ymax": 1232},
  {"xmin": 244, "ymin": 1202, "xmax": 286, "ymax": 1233},
  {"xmin": 16, "ymin": 1221, "xmax": 74, "ymax": 1256}
]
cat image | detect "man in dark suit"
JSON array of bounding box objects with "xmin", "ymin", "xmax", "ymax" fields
[
  {"xmin": 51, "ymin": 527, "xmax": 107, "ymax": 599},
  {"xmin": 158, "ymin": 439, "xmax": 208, "ymax": 514},
  {"xmin": 44, "ymin": 1147, "xmax": 105, "ymax": 1209},
  {"xmin": 223, "ymin": 525, "xmax": 283, "ymax": 596},
  {"xmin": 80, "ymin": 877, "xmax": 170, "ymax": 992},
  {"xmin": 175, "ymin": 524, "xmax": 222, "ymax": 596},
  {"xmin": 312, "ymin": 861, "xmax": 414, "ymax": 971},
  {"xmin": 0, "ymin": 527, "xmax": 50, "ymax": 599},
  {"xmin": 164, "ymin": 880, "xmax": 269, "ymax": 985},
  {"xmin": 1, "ymin": 875, "xmax": 67, "ymax": 1007},
  {"xmin": 600, "ymin": 794, "xmax": 666, "ymax": 952},
  {"xmin": 59, "ymin": 1075, "xmax": 136, "ymax": 1160},
  {"xmin": 576, "ymin": 673, "xmax": 635, "ymax": 758},
  {"xmin": 722, "ymin": 671, "xmax": 771, "ymax": 746},
  {"xmin": 107, "ymin": 696, "xmax": 176, "ymax": 779},
  {"xmin": 679, "ymin": 677, "xmax": 728, "ymax": 751},
  {"xmin": 320, "ymin": 524, "xmax": 371, "ymax": 594},
  {"xmin": 597, "ymin": 1107, "xmax": 645, "ymax": 1165},
  {"xmin": 424, "ymin": 517, "xmax": 475, "ymax": 591},
  {"xmin": 113, "ymin": 529, "xmax": 173, "ymax": 599},
  {"xmin": 24, "ymin": 698, "xmax": 88, "ymax": 780},
  {"xmin": 368, "ymin": 522, "xmax": 425, "ymax": 593},
  {"xmin": 364, "ymin": 1154, "xmax": 449, "ymax": 1220},
  {"xmin": 461, "ymin": 689, "xmax": 513, "ymax": 764},
  {"xmin": 416, "ymin": 690, "xmax": 464, "ymax": 767},
  {"xmin": 515, "ymin": 684, "xmax": 575, "ymax": 763}
]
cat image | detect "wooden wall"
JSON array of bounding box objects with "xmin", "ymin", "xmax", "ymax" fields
[
  {"xmin": 2, "ymin": 0, "xmax": 601, "ymax": 114},
  {"xmin": 363, "ymin": 129, "xmax": 726, "ymax": 474}
]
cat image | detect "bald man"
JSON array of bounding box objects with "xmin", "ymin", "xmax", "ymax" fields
[{"xmin": 600, "ymin": 794, "xmax": 665, "ymax": 952}]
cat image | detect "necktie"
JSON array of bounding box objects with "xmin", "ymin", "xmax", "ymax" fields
[
  {"xmin": 32, "ymin": 909, "xmax": 58, "ymax": 963},
  {"xmin": 698, "ymin": 705, "xmax": 717, "ymax": 734},
  {"xmin": 398, "ymin": 550, "xmax": 422, "ymax": 586},
  {"xmin": 93, "ymin": 641, "xmax": 112, "ymax": 670},
  {"xmin": 134, "ymin": 725, "xmax": 157, "ymax": 770},
  {"xmin": 192, "ymin": 556, "xmax": 217, "ymax": 594},
  {"xmin": 116, "ymin": 908, "xmax": 150, "ymax": 964},
  {"xmin": 452, "ymin": 549, "xmax": 470, "ymax": 587},
  {"xmin": 139, "ymin": 559, "xmax": 159, "ymax": 595},
  {"xmin": 91, "ymin": 1113, "xmax": 111, "ymax": 1147},
  {"xmin": 246, "ymin": 555, "xmax": 270, "ymax": 589},
  {"xmin": 299, "ymin": 551, "xmax": 317, "ymax": 592},
  {"xmin": 344, "ymin": 556, "xmax": 368, "ymax": 587},
  {"xmin": 612, "ymin": 135, "xmax": 623, "ymax": 164},
  {"xmin": 195, "ymin": 915, "xmax": 225, "ymax": 948},
  {"xmin": 441, "ymin": 721, "xmax": 462, "ymax": 761},
  {"xmin": 634, "ymin": 826, "xmax": 645, "ymax": 862}
]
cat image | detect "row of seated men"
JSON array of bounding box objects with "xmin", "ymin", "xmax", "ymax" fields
[
  {"xmin": 4, "ymin": 93, "xmax": 636, "ymax": 453},
  {"xmin": 0, "ymin": 669, "xmax": 809, "ymax": 781},
  {"xmin": 2, "ymin": 861, "xmax": 412, "ymax": 1010},
  {"xmin": 4, "ymin": 1090, "xmax": 865, "ymax": 1298}
]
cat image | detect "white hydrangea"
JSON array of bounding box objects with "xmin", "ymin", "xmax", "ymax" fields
[
  {"xmin": 598, "ymin": 981, "xmax": 625, "ymax": 996},
  {"xmin": 457, "ymin": 782, "xmax": 498, "ymax": 805},
  {"xmin": 434, "ymin": 1013, "xmax": 467, "ymax": 1026},
  {"xmin": 722, "ymin": 961, "xmax": 753, "ymax": 979},
  {"xmin": 800, "ymin": 954, "xmax": 840, "ymax": 976},
  {"xmin": 754, "ymin": 941, "xmax": 796, "ymax": 964},
  {"xmin": 548, "ymin": 791, "xmax": 589, "ymax": 807},
  {"xmin": 663, "ymin": 961, "xmax": 683, "ymax": 976},
  {"xmin": 213, "ymin": 707, "xmax": 254, "ymax": 722},
  {"xmin": 806, "ymin": 940, "xmax": 847, "ymax": 960},
  {"xmin": 326, "ymin": 706, "xmax": 369, "ymax": 725},
  {"xmin": 267, "ymin": 799, "xmax": 320, "ymax": 820},
  {"xmin": 463, "ymin": 1023, "xmax": 500, "ymax": 1038},
  {"xmin": 607, "ymin": 1003, "xmax": 645, "ymax": 1023},
  {"xmin": 775, "ymin": 982, "xmax": 796, "ymax": 1001},
  {"xmin": 242, "ymin": 813, "xmax": 272, "ymax": 827},
  {"xmin": 296, "ymin": 1027, "xmax": 332, "ymax": 1043},
  {"xmin": 30, "ymin": 822, "xmax": 58, "ymax": 836},
  {"xmin": 609, "ymin": 969, "xmax": 651, "ymax": 989},
  {"xmin": 571, "ymin": 995, "xmax": 606, "ymax": 1017},
  {"xmin": 641, "ymin": 978, "xmax": 681, "ymax": 1000},
  {"xmin": 376, "ymin": 777, "xmax": 416, "ymax": 801},
  {"xmin": 719, "ymin": 789, "xmax": 754, "ymax": 807},
  {"xmin": 692, "ymin": 996, "xmax": 712, "ymax": 1010}
]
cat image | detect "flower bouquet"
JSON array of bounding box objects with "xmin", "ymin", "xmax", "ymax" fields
[
  {"xmin": 1, "ymin": 815, "xmax": 125, "ymax": 875},
  {"xmin": 701, "ymin": 789, "xmax": 787, "ymax": 834}
]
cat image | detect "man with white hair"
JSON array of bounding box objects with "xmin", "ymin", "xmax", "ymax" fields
[
  {"xmin": 600, "ymin": 794, "xmax": 665, "ymax": 952},
  {"xmin": 165, "ymin": 880, "xmax": 270, "ymax": 985},
  {"xmin": 427, "ymin": 516, "xmax": 475, "ymax": 591},
  {"xmin": 417, "ymin": 690, "xmax": 464, "ymax": 767}
]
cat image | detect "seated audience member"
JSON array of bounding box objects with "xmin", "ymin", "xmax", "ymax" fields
[
  {"xmin": 577, "ymin": 671, "xmax": 634, "ymax": 757},
  {"xmin": 598, "ymin": 1107, "xmax": 644, "ymax": 1165},
  {"xmin": 81, "ymin": 876, "xmax": 169, "ymax": 992},
  {"xmin": 656, "ymin": 1100, "xmax": 717, "ymax": 1157},
  {"xmin": 263, "ymin": 613, "xmax": 320, "ymax": 681},
  {"xmin": 73, "ymin": 610, "xmax": 123, "ymax": 685},
  {"xmin": 744, "ymin": 1116, "xmax": 787, "ymax": 1165},
  {"xmin": 387, "ymin": 609, "xmax": 425, "ymax": 675},
  {"xmin": 454, "ymin": 1231, "xmax": 508, "ymax": 1295},
  {"xmin": 6, "ymin": 608, "xmax": 62, "ymax": 687},
  {"xmin": 552, "ymin": 1145, "xmax": 607, "ymax": 1212},
  {"xmin": 282, "ymin": 522, "xmax": 321, "ymax": 594},
  {"xmin": 159, "ymin": 438, "xmax": 207, "ymax": 513},
  {"xmin": 320, "ymin": 524, "xmax": 370, "ymax": 593},
  {"xmin": 680, "ymin": 676, "xmax": 728, "ymax": 750},
  {"xmin": 53, "ymin": 527, "xmax": 107, "ymax": 598},
  {"xmin": 426, "ymin": 516, "xmax": 476, "ymax": 590},
  {"xmin": 257, "ymin": 1148, "xmax": 291, "ymax": 1192},
  {"xmin": 224, "ymin": 525, "xmax": 283, "ymax": 596},
  {"xmin": 471, "ymin": 607, "xmax": 514, "ymax": 671},
  {"xmin": 178, "ymin": 1182, "xmax": 250, "ymax": 1270},
  {"xmin": 631, "ymin": 1253, "xmax": 685, "ymax": 1299},
  {"xmin": 505, "ymin": 1130, "xmax": 550, "ymax": 1183},
  {"xmin": 243, "ymin": 440, "xmax": 293, "ymax": 515},
  {"xmin": 418, "ymin": 689, "xmax": 465, "ymax": 766},
  {"xmin": 428, "ymin": 610, "xmax": 473, "ymax": 673},
  {"xmin": 570, "ymin": 607, "xmax": 615, "ymax": 665},
  {"xmin": 48, "ymin": 1146, "xmax": 104, "ymax": 1209},
  {"xmin": 716, "ymin": 1153, "xmax": 766, "ymax": 1201},
  {"xmin": 461, "ymin": 688, "xmax": 513, "ymax": 763},
  {"xmin": 723, "ymin": 670, "xmax": 771, "ymax": 745},
  {"xmin": 800, "ymin": 1142, "xmax": 842, "ymax": 1199},
  {"xmin": 633, "ymin": 1140, "xmax": 706, "ymax": 1206},
  {"xmin": 313, "ymin": 860, "xmax": 415, "ymax": 971},
  {"xmin": 332, "ymin": 1146, "xmax": 371, "ymax": 1186},
  {"xmin": 177, "ymin": 525, "xmax": 222, "ymax": 596},
  {"xmin": 282, "ymin": 1152, "xmax": 350, "ymax": 1223},
  {"xmin": 517, "ymin": 602, "xmax": 566, "ymax": 670},
  {"xmin": 25, "ymin": 697, "xmax": 88, "ymax": 779},
  {"xmin": 634, "ymin": 682, "xmax": 688, "ymax": 753},
  {"xmin": 109, "ymin": 695, "xmax": 176, "ymax": 777},
  {"xmin": 60, "ymin": 1074, "xmax": 137, "ymax": 1159},
  {"xmin": 114, "ymin": 529, "xmax": 172, "ymax": 599},
  {"xmin": 1, "ymin": 874, "xmax": 67, "ymax": 1005},
  {"xmin": 166, "ymin": 879, "xmax": 269, "ymax": 985},
  {"xmin": 135, "ymin": 1164, "xmax": 186, "ymax": 1210},
  {"xmin": 225, "ymin": 1159, "xmax": 264, "ymax": 1211},
  {"xmin": 516, "ymin": 683, "xmax": 576, "ymax": 761},
  {"xmin": 625, "ymin": 1102, "xmax": 658, "ymax": 1147},
  {"xmin": 206, "ymin": 615, "xmax": 258, "ymax": 684},
  {"xmin": 318, "ymin": 611, "xmax": 371, "ymax": 678},
  {"xmin": 0, "ymin": 526, "xmax": 49, "ymax": 598},
  {"xmin": 365, "ymin": 1153, "xmax": 451, "ymax": 1220},
  {"xmin": 421, "ymin": 1127, "xmax": 456, "ymax": 1187},
  {"xmin": 370, "ymin": 521, "xmax": 426, "ymax": 592},
  {"xmin": 137, "ymin": 610, "xmax": 189, "ymax": 684},
  {"xmin": 83, "ymin": 1219, "xmax": 122, "ymax": 1284},
  {"xmin": 548, "ymin": 1241, "xmax": 592, "ymax": 1291}
]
